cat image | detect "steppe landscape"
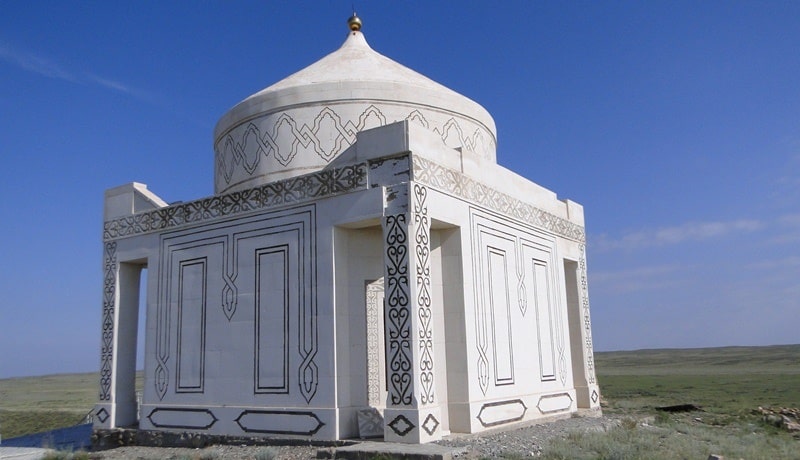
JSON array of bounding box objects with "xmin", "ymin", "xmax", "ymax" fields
[{"xmin": 1, "ymin": 345, "xmax": 798, "ymax": 459}]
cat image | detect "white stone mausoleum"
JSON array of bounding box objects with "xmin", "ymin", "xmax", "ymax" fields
[{"xmin": 94, "ymin": 15, "xmax": 600, "ymax": 443}]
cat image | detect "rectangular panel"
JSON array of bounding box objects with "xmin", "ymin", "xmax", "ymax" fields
[
  {"xmin": 488, "ymin": 248, "xmax": 514, "ymax": 384},
  {"xmin": 177, "ymin": 258, "xmax": 206, "ymax": 392},
  {"xmin": 533, "ymin": 261, "xmax": 556, "ymax": 381},
  {"xmin": 255, "ymin": 246, "xmax": 290, "ymax": 393}
]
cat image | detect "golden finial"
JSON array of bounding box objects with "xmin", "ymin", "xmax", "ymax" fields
[{"xmin": 348, "ymin": 12, "xmax": 362, "ymax": 32}]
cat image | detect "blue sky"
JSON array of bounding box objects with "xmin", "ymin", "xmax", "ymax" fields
[{"xmin": 0, "ymin": 1, "xmax": 798, "ymax": 379}]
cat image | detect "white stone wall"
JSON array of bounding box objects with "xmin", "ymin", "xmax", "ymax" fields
[{"xmin": 95, "ymin": 121, "xmax": 599, "ymax": 442}]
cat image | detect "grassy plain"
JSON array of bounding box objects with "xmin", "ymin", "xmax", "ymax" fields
[
  {"xmin": 1, "ymin": 346, "xmax": 798, "ymax": 458},
  {"xmin": 541, "ymin": 344, "xmax": 800, "ymax": 459},
  {"xmin": 0, "ymin": 372, "xmax": 143, "ymax": 439}
]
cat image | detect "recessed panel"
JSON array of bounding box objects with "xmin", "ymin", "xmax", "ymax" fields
[
  {"xmin": 488, "ymin": 248, "xmax": 514, "ymax": 384},
  {"xmin": 176, "ymin": 259, "xmax": 206, "ymax": 392},
  {"xmin": 532, "ymin": 261, "xmax": 556, "ymax": 381},
  {"xmin": 255, "ymin": 246, "xmax": 290, "ymax": 393}
]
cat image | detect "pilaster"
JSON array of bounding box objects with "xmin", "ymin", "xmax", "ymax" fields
[
  {"xmin": 381, "ymin": 182, "xmax": 442, "ymax": 443},
  {"xmin": 578, "ymin": 244, "xmax": 601, "ymax": 410}
]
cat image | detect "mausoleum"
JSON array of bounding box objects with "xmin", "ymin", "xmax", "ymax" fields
[{"xmin": 94, "ymin": 15, "xmax": 600, "ymax": 444}]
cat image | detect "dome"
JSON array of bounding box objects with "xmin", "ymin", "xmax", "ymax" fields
[{"xmin": 213, "ymin": 16, "xmax": 497, "ymax": 194}]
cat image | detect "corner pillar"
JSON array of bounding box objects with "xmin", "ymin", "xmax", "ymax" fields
[
  {"xmin": 94, "ymin": 241, "xmax": 142, "ymax": 429},
  {"xmin": 577, "ymin": 244, "xmax": 601, "ymax": 410},
  {"xmin": 381, "ymin": 183, "xmax": 442, "ymax": 443}
]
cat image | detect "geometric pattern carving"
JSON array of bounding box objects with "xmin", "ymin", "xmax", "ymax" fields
[
  {"xmin": 591, "ymin": 389, "xmax": 599, "ymax": 404},
  {"xmin": 413, "ymin": 184, "xmax": 434, "ymax": 405},
  {"xmin": 421, "ymin": 413, "xmax": 439, "ymax": 436},
  {"xmin": 154, "ymin": 206, "xmax": 318, "ymax": 403},
  {"xmin": 103, "ymin": 162, "xmax": 367, "ymax": 241},
  {"xmin": 175, "ymin": 258, "xmax": 207, "ymax": 393},
  {"xmin": 486, "ymin": 247, "xmax": 515, "ymax": 387},
  {"xmin": 147, "ymin": 408, "xmax": 218, "ymax": 430},
  {"xmin": 215, "ymin": 104, "xmax": 496, "ymax": 189},
  {"xmin": 412, "ymin": 156, "xmax": 586, "ymax": 242},
  {"xmin": 254, "ymin": 247, "xmax": 290, "ymax": 395},
  {"xmin": 536, "ymin": 392, "xmax": 573, "ymax": 414},
  {"xmin": 388, "ymin": 414, "xmax": 415, "ymax": 437},
  {"xmin": 531, "ymin": 260, "xmax": 556, "ymax": 382},
  {"xmin": 95, "ymin": 407, "xmax": 110, "ymax": 424},
  {"xmin": 234, "ymin": 410, "xmax": 325, "ymax": 436},
  {"xmin": 383, "ymin": 211, "xmax": 413, "ymax": 406},
  {"xmin": 470, "ymin": 208, "xmax": 567, "ymax": 394},
  {"xmin": 104, "ymin": 154, "xmax": 585, "ymax": 251},
  {"xmin": 99, "ymin": 242, "xmax": 116, "ymax": 401},
  {"xmin": 221, "ymin": 254, "xmax": 238, "ymax": 321},
  {"xmin": 516, "ymin": 238, "xmax": 528, "ymax": 317},
  {"xmin": 477, "ymin": 399, "xmax": 528, "ymax": 428},
  {"xmin": 579, "ymin": 244, "xmax": 597, "ymax": 385},
  {"xmin": 365, "ymin": 279, "xmax": 385, "ymax": 407}
]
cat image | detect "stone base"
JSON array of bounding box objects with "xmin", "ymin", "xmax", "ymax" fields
[
  {"xmin": 383, "ymin": 406, "xmax": 442, "ymax": 443},
  {"xmin": 91, "ymin": 428, "xmax": 352, "ymax": 451}
]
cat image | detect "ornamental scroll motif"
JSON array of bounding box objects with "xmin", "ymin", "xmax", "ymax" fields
[
  {"xmin": 99, "ymin": 241, "xmax": 117, "ymax": 401},
  {"xmin": 413, "ymin": 184, "xmax": 434, "ymax": 405},
  {"xmin": 384, "ymin": 212, "xmax": 413, "ymax": 406}
]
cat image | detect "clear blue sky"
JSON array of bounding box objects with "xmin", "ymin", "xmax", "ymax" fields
[{"xmin": 1, "ymin": 1, "xmax": 798, "ymax": 379}]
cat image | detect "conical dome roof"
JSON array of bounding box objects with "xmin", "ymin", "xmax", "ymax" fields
[{"xmin": 213, "ymin": 16, "xmax": 497, "ymax": 194}]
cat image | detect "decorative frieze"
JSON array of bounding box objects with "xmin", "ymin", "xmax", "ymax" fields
[
  {"xmin": 412, "ymin": 156, "xmax": 585, "ymax": 242},
  {"xmin": 104, "ymin": 163, "xmax": 367, "ymax": 241},
  {"xmin": 215, "ymin": 103, "xmax": 496, "ymax": 191}
]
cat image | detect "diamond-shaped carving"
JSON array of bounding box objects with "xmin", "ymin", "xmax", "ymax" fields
[
  {"xmin": 388, "ymin": 414, "xmax": 414, "ymax": 437},
  {"xmin": 96, "ymin": 408, "xmax": 109, "ymax": 423},
  {"xmin": 422, "ymin": 413, "xmax": 439, "ymax": 436},
  {"xmin": 591, "ymin": 390, "xmax": 599, "ymax": 403}
]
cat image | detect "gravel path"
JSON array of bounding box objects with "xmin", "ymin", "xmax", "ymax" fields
[{"xmin": 90, "ymin": 415, "xmax": 620, "ymax": 459}]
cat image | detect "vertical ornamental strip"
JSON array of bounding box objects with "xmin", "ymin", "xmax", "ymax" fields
[
  {"xmin": 382, "ymin": 182, "xmax": 441, "ymax": 443},
  {"xmin": 579, "ymin": 244, "xmax": 601, "ymax": 408},
  {"xmin": 94, "ymin": 241, "xmax": 117, "ymax": 428}
]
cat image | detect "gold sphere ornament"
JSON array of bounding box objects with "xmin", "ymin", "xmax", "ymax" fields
[{"xmin": 348, "ymin": 13, "xmax": 362, "ymax": 31}]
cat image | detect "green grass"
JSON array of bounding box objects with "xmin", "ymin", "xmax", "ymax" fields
[
  {"xmin": 0, "ymin": 371, "xmax": 143, "ymax": 438},
  {"xmin": 2, "ymin": 346, "xmax": 799, "ymax": 458},
  {"xmin": 540, "ymin": 344, "xmax": 800, "ymax": 459},
  {"xmin": 597, "ymin": 345, "xmax": 800, "ymax": 416}
]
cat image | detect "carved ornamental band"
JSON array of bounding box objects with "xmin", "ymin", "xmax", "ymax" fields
[
  {"xmin": 99, "ymin": 241, "xmax": 117, "ymax": 401},
  {"xmin": 412, "ymin": 156, "xmax": 585, "ymax": 243},
  {"xmin": 383, "ymin": 211, "xmax": 413, "ymax": 405},
  {"xmin": 413, "ymin": 184, "xmax": 435, "ymax": 405}
]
